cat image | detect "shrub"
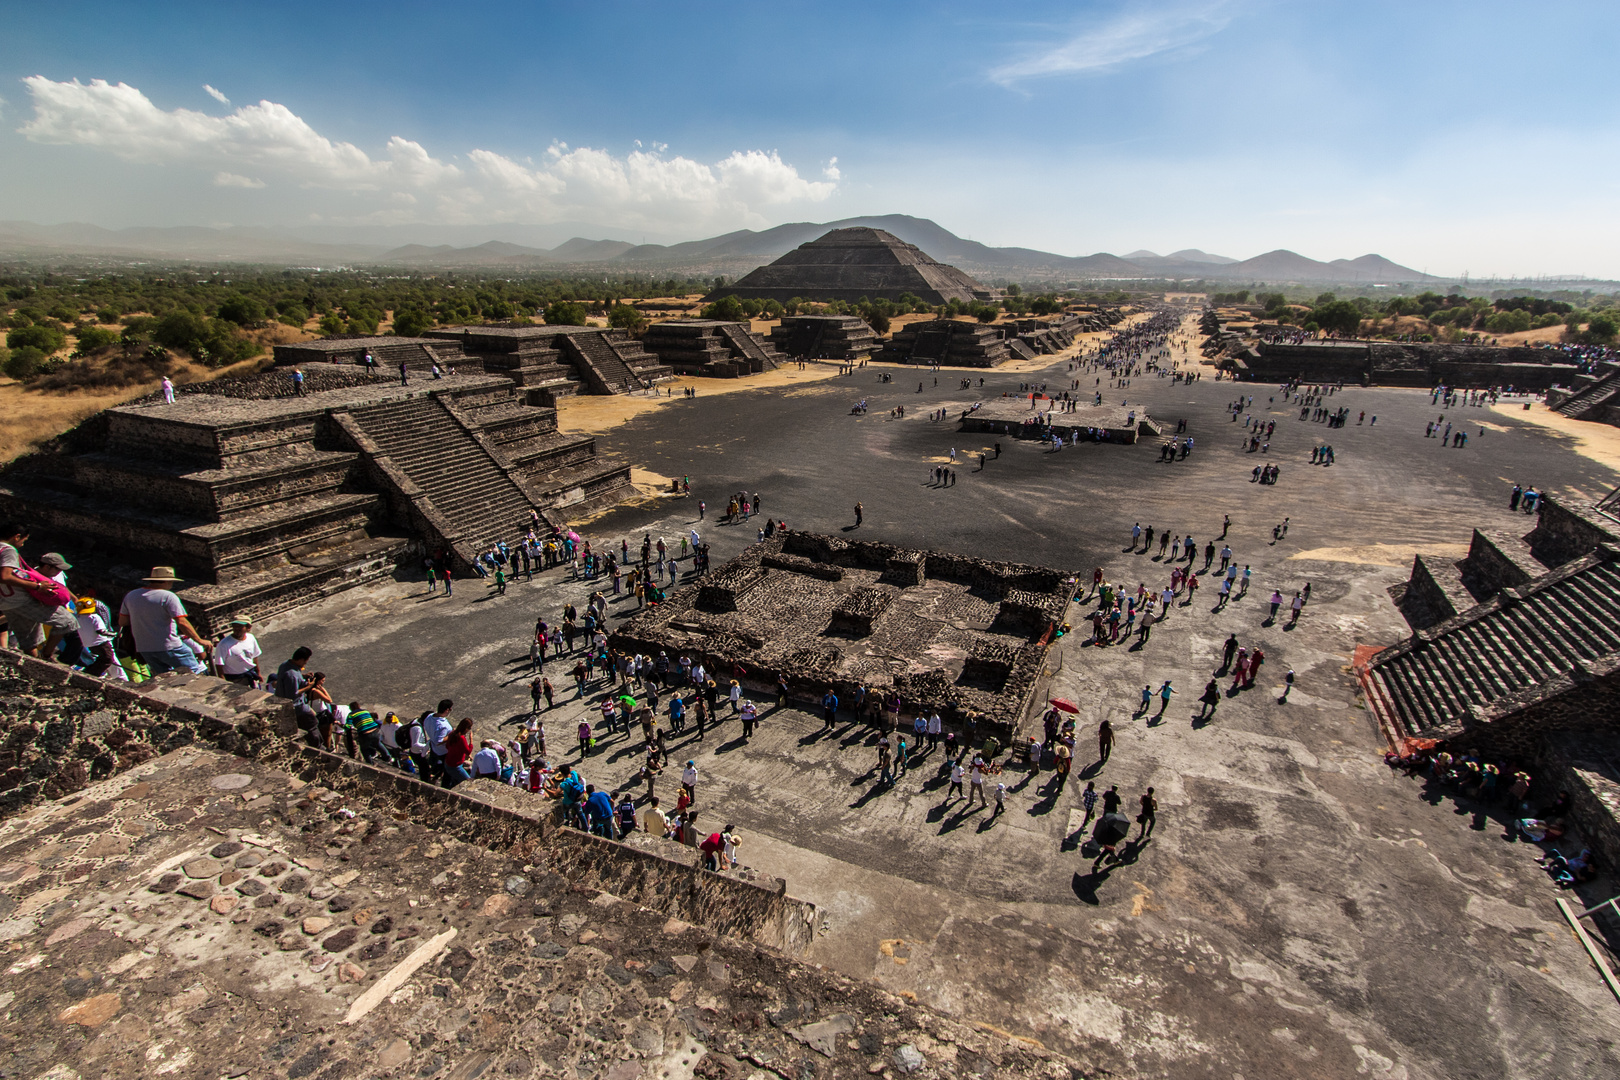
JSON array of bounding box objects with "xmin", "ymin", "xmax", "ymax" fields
[
  {"xmin": 152, "ymin": 312, "xmax": 260, "ymax": 366},
  {"xmin": 544, "ymin": 301, "xmax": 589, "ymax": 326},
  {"xmin": 391, "ymin": 307, "xmax": 433, "ymax": 337},
  {"xmin": 698, "ymin": 295, "xmax": 746, "ymax": 323},
  {"xmin": 867, "ymin": 311, "xmax": 891, "ymax": 335},
  {"xmin": 4, "ymin": 346, "xmax": 46, "ymax": 380},
  {"xmin": 215, "ymin": 295, "xmax": 265, "ymax": 325},
  {"xmin": 7, "ymin": 323, "xmax": 68, "ymax": 355},
  {"xmin": 1310, "ymin": 300, "xmax": 1363, "ymax": 337},
  {"xmin": 607, "ymin": 303, "xmax": 647, "ymax": 334},
  {"xmin": 73, "ymin": 327, "xmax": 121, "ymax": 353},
  {"xmin": 1484, "ymin": 309, "xmax": 1532, "ymax": 334},
  {"xmin": 974, "ymin": 304, "xmax": 999, "ymax": 323},
  {"xmin": 1586, "ymin": 314, "xmax": 1618, "ymax": 343}
]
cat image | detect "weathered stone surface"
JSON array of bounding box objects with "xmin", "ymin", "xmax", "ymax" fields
[
  {"xmin": 302, "ymin": 916, "xmax": 332, "ymax": 935},
  {"xmin": 58, "ymin": 993, "xmax": 121, "ymax": 1027},
  {"xmin": 183, "ymin": 857, "xmax": 223, "ymax": 879}
]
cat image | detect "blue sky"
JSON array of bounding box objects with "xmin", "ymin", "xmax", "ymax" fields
[{"xmin": 2, "ymin": 1, "xmax": 1617, "ymax": 275}]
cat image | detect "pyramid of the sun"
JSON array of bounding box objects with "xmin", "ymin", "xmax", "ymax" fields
[{"xmin": 708, "ymin": 227, "xmax": 988, "ymax": 304}]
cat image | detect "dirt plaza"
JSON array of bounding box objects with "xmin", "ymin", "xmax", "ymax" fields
[{"xmin": 256, "ymin": 327, "xmax": 1620, "ymax": 1080}]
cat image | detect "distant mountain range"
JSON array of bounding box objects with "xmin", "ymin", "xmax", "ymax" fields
[{"xmin": 0, "ymin": 214, "xmax": 1439, "ymax": 283}]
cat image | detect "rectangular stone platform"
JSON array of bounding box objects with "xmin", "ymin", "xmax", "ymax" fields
[
  {"xmin": 958, "ymin": 399, "xmax": 1156, "ymax": 443},
  {"xmin": 609, "ymin": 532, "xmax": 1075, "ymax": 740}
]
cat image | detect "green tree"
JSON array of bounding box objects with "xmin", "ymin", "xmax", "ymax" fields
[
  {"xmin": 215, "ymin": 295, "xmax": 264, "ymax": 325},
  {"xmin": 319, "ymin": 312, "xmax": 344, "ymax": 335},
  {"xmin": 866, "ymin": 311, "xmax": 891, "ymax": 335},
  {"xmin": 607, "ymin": 303, "xmax": 648, "ymax": 334},
  {"xmin": 1311, "ymin": 300, "xmax": 1363, "ymax": 337},
  {"xmin": 974, "ymin": 304, "xmax": 999, "ymax": 324},
  {"xmin": 73, "ymin": 326, "xmax": 121, "ymax": 353},
  {"xmin": 699, "ymin": 295, "xmax": 747, "ymax": 322},
  {"xmin": 1484, "ymin": 309, "xmax": 1532, "ymax": 334},
  {"xmin": 544, "ymin": 301, "xmax": 589, "ymax": 326},
  {"xmin": 6, "ymin": 323, "xmax": 67, "ymax": 355},
  {"xmin": 4, "ymin": 346, "xmax": 45, "ymax": 380},
  {"xmin": 1585, "ymin": 314, "xmax": 1617, "ymax": 342},
  {"xmin": 392, "ymin": 307, "xmax": 434, "ymax": 337}
]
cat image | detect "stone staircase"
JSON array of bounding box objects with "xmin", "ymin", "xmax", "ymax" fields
[
  {"xmin": 716, "ymin": 323, "xmax": 779, "ymax": 371},
  {"xmin": 1555, "ymin": 365, "xmax": 1620, "ymax": 420},
  {"xmin": 345, "ymin": 395, "xmax": 539, "ymax": 561},
  {"xmin": 911, "ymin": 326, "xmax": 950, "ymax": 361},
  {"xmin": 1364, "ymin": 545, "xmax": 1620, "ymax": 745},
  {"xmin": 565, "ymin": 332, "xmax": 646, "ymax": 393}
]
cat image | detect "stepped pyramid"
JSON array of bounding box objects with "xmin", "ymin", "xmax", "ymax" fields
[
  {"xmin": 708, "ymin": 227, "xmax": 988, "ymax": 305},
  {"xmin": 1362, "ymin": 492, "xmax": 1620, "ymax": 756}
]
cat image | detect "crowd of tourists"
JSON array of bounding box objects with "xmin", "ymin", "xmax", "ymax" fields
[{"xmin": 1384, "ymin": 744, "xmax": 1597, "ymax": 889}]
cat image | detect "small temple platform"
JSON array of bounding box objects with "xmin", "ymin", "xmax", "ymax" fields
[{"xmin": 957, "ymin": 399, "xmax": 1160, "ymax": 443}]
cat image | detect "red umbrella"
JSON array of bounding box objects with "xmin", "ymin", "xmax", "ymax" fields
[{"xmin": 1048, "ymin": 698, "xmax": 1080, "ymax": 714}]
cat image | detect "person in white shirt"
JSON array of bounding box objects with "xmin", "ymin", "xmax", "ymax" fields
[
  {"xmin": 212, "ymin": 616, "xmax": 262, "ymax": 686},
  {"xmin": 681, "ymin": 761, "xmax": 698, "ymax": 802},
  {"xmin": 471, "ymin": 742, "xmax": 504, "ymax": 778},
  {"xmin": 72, "ymin": 596, "xmax": 124, "ymax": 679},
  {"xmin": 38, "ymin": 553, "xmax": 70, "ymax": 587},
  {"xmin": 378, "ymin": 713, "xmax": 403, "ymax": 764}
]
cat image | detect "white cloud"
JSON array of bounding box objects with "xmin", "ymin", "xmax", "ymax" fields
[
  {"xmin": 17, "ymin": 76, "xmax": 838, "ymax": 230},
  {"xmin": 203, "ymin": 84, "xmax": 230, "ymax": 106},
  {"xmin": 990, "ymin": 2, "xmax": 1231, "ymax": 84}
]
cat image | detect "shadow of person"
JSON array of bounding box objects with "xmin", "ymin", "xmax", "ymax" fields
[
  {"xmin": 847, "ymin": 782, "xmax": 889, "ymax": 810},
  {"xmin": 1072, "ymin": 867, "xmax": 1109, "ymax": 904}
]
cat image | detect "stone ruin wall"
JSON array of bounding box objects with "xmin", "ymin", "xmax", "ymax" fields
[
  {"xmin": 1539, "ymin": 731, "xmax": 1620, "ymax": 883},
  {"xmin": 0, "ymin": 647, "xmax": 816, "ymax": 953},
  {"xmin": 1247, "ymin": 342, "xmax": 1579, "ymax": 389},
  {"xmin": 610, "ymin": 533, "xmax": 1071, "ymax": 740}
]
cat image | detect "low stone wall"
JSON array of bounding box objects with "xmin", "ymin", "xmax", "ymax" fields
[
  {"xmin": 1540, "ymin": 732, "xmax": 1620, "ymax": 878},
  {"xmin": 0, "ymin": 648, "xmax": 818, "ymax": 953},
  {"xmin": 290, "ymin": 747, "xmax": 818, "ymax": 954}
]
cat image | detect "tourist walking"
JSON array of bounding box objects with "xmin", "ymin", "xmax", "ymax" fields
[{"xmin": 1137, "ymin": 788, "xmax": 1157, "ymax": 838}]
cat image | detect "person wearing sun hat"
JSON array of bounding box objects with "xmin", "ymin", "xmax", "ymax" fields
[
  {"xmin": 117, "ymin": 566, "xmax": 206, "ymax": 675},
  {"xmin": 72, "ymin": 594, "xmax": 123, "ymax": 679},
  {"xmin": 212, "ymin": 615, "xmax": 263, "ymax": 687}
]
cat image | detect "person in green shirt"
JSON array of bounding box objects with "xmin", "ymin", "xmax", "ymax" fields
[{"xmin": 346, "ymin": 703, "xmax": 382, "ymax": 764}]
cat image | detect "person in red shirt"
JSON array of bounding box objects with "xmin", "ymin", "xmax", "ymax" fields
[
  {"xmin": 444, "ymin": 719, "xmax": 474, "ymax": 788},
  {"xmin": 699, "ymin": 829, "xmax": 724, "ymax": 871}
]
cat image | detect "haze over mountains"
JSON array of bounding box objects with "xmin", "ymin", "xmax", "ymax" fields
[{"xmin": 0, "ymin": 214, "xmax": 1436, "ymax": 283}]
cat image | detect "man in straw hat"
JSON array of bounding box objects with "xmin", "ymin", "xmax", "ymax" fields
[{"xmin": 118, "ymin": 566, "xmax": 207, "ymax": 675}]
